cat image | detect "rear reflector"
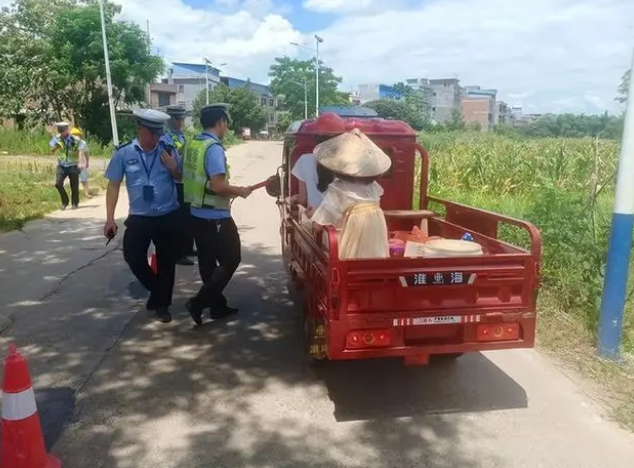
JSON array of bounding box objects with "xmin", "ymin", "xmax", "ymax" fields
[
  {"xmin": 346, "ymin": 329, "xmax": 391, "ymax": 349},
  {"xmin": 476, "ymin": 323, "xmax": 520, "ymax": 342}
]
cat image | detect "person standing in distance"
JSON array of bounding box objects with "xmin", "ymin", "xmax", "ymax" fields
[
  {"xmin": 183, "ymin": 103, "xmax": 251, "ymax": 326},
  {"xmin": 71, "ymin": 127, "xmax": 92, "ymax": 198},
  {"xmin": 103, "ymin": 109, "xmax": 182, "ymax": 323},
  {"xmin": 49, "ymin": 121, "xmax": 85, "ymax": 210},
  {"xmin": 162, "ymin": 105, "xmax": 195, "ymax": 266}
]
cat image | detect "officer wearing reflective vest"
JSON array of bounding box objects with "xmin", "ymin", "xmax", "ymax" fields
[
  {"xmin": 162, "ymin": 105, "xmax": 196, "ymax": 266},
  {"xmin": 183, "ymin": 103, "xmax": 252, "ymax": 326},
  {"xmin": 49, "ymin": 121, "xmax": 85, "ymax": 210},
  {"xmin": 103, "ymin": 109, "xmax": 182, "ymax": 324}
]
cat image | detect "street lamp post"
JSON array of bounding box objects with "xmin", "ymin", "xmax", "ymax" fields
[
  {"xmin": 203, "ymin": 58, "xmax": 227, "ymax": 106},
  {"xmin": 315, "ymin": 35, "xmax": 323, "ymax": 117},
  {"xmin": 290, "ymin": 39, "xmax": 323, "ymax": 118},
  {"xmin": 98, "ymin": 0, "xmax": 118, "ymax": 146},
  {"xmin": 291, "ymin": 79, "xmax": 308, "ymax": 120}
]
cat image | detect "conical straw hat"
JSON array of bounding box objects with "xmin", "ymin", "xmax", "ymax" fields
[{"xmin": 313, "ymin": 128, "xmax": 391, "ymax": 178}]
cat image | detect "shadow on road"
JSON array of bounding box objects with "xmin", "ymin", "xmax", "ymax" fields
[
  {"xmin": 31, "ymin": 241, "xmax": 526, "ymax": 467},
  {"xmin": 316, "ymin": 353, "xmax": 526, "ymax": 423}
]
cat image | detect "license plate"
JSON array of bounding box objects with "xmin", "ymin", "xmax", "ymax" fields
[
  {"xmin": 392, "ymin": 315, "xmax": 469, "ymax": 326},
  {"xmin": 399, "ymin": 272, "xmax": 476, "ymax": 287}
]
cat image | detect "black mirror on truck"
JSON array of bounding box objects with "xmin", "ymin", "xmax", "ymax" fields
[{"xmin": 265, "ymin": 173, "xmax": 281, "ymax": 198}]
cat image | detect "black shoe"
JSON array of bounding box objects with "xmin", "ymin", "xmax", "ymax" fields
[
  {"xmin": 185, "ymin": 298, "xmax": 203, "ymax": 326},
  {"xmin": 146, "ymin": 298, "xmax": 155, "ymax": 311},
  {"xmin": 61, "ymin": 204, "xmax": 68, "ymax": 211},
  {"xmin": 209, "ymin": 305, "xmax": 238, "ymax": 320},
  {"xmin": 71, "ymin": 204, "xmax": 79, "ymax": 210},
  {"xmin": 154, "ymin": 307, "xmax": 172, "ymax": 323},
  {"xmin": 175, "ymin": 257, "xmax": 195, "ymax": 266}
]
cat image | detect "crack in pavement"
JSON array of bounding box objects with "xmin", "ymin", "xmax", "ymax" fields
[{"xmin": 39, "ymin": 239, "xmax": 123, "ymax": 302}]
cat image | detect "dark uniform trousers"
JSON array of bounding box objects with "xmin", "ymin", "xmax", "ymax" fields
[
  {"xmin": 190, "ymin": 216, "xmax": 241, "ymax": 310},
  {"xmin": 176, "ymin": 183, "xmax": 195, "ymax": 257},
  {"xmin": 123, "ymin": 210, "xmax": 179, "ymax": 308},
  {"xmin": 55, "ymin": 165, "xmax": 80, "ymax": 207}
]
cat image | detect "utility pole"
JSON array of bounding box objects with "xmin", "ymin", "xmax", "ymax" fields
[
  {"xmin": 146, "ymin": 20, "xmax": 151, "ymax": 107},
  {"xmin": 303, "ymin": 78, "xmax": 308, "ymax": 120},
  {"xmin": 98, "ymin": 0, "xmax": 118, "ymax": 146},
  {"xmin": 315, "ymin": 35, "xmax": 323, "ymax": 117},
  {"xmin": 598, "ymin": 47, "xmax": 634, "ymax": 360},
  {"xmin": 204, "ymin": 58, "xmax": 210, "ymax": 105}
]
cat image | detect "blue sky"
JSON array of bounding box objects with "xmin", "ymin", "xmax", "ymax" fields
[{"xmin": 110, "ymin": 0, "xmax": 634, "ymax": 114}]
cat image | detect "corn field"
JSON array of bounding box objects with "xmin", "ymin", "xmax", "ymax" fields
[{"xmin": 418, "ymin": 131, "xmax": 633, "ymax": 353}]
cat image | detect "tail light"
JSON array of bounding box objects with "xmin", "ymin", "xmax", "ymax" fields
[
  {"xmin": 476, "ymin": 323, "xmax": 520, "ymax": 342},
  {"xmin": 346, "ymin": 329, "xmax": 391, "ymax": 349}
]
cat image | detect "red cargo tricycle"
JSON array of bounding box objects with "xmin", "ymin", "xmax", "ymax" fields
[{"xmin": 270, "ymin": 112, "xmax": 541, "ymax": 366}]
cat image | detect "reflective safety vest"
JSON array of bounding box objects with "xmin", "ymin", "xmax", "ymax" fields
[
  {"xmin": 183, "ymin": 137, "xmax": 231, "ymax": 210},
  {"xmin": 167, "ymin": 129, "xmax": 185, "ymax": 153},
  {"xmin": 57, "ymin": 135, "xmax": 80, "ymax": 165}
]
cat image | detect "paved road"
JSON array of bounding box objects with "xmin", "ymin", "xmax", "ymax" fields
[{"xmin": 1, "ymin": 141, "xmax": 634, "ymax": 468}]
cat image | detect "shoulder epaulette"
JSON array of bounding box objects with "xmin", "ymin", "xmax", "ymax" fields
[{"xmin": 115, "ymin": 141, "xmax": 132, "ymax": 150}]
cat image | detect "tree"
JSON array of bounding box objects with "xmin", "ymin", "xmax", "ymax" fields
[
  {"xmin": 0, "ymin": 0, "xmax": 162, "ymax": 142},
  {"xmin": 389, "ymin": 82, "xmax": 431, "ymax": 131},
  {"xmin": 617, "ymin": 70, "xmax": 631, "ymax": 104},
  {"xmin": 192, "ymin": 84, "xmax": 267, "ymax": 133},
  {"xmin": 269, "ymin": 57, "xmax": 350, "ymax": 120},
  {"xmin": 445, "ymin": 109, "xmax": 466, "ymax": 131},
  {"xmin": 364, "ymin": 99, "xmax": 411, "ymax": 121},
  {"xmin": 392, "ymin": 82, "xmax": 413, "ymax": 97}
]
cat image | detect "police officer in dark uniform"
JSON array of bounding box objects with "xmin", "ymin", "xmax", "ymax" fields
[
  {"xmin": 182, "ymin": 104, "xmax": 252, "ymax": 326},
  {"xmin": 103, "ymin": 109, "xmax": 182, "ymax": 323},
  {"xmin": 162, "ymin": 105, "xmax": 195, "ymax": 266}
]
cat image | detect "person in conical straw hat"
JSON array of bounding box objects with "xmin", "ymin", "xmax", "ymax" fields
[{"xmin": 310, "ymin": 128, "xmax": 391, "ymax": 259}]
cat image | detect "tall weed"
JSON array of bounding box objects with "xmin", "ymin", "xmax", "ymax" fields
[{"xmin": 421, "ymin": 132, "xmax": 629, "ymax": 350}]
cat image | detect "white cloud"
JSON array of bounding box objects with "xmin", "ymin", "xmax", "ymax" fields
[
  {"xmin": 315, "ymin": 0, "xmax": 634, "ymax": 113},
  {"xmin": 106, "ymin": 0, "xmax": 634, "ymax": 113},
  {"xmin": 303, "ymin": 0, "xmax": 376, "ymax": 14},
  {"xmin": 114, "ymin": 0, "xmax": 302, "ymax": 82}
]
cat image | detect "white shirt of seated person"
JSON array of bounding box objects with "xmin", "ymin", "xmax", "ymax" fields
[{"xmin": 291, "ymin": 153, "xmax": 324, "ymax": 210}]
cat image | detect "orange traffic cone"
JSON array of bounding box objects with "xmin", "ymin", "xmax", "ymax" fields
[
  {"xmin": 0, "ymin": 344, "xmax": 61, "ymax": 468},
  {"xmin": 147, "ymin": 243, "xmax": 157, "ymax": 274}
]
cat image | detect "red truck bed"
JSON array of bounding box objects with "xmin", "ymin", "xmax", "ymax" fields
[{"xmin": 284, "ymin": 198, "xmax": 540, "ymax": 365}]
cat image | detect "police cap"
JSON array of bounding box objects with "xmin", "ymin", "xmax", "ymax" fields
[
  {"xmin": 132, "ymin": 109, "xmax": 170, "ymax": 134},
  {"xmin": 55, "ymin": 121, "xmax": 70, "ymax": 130},
  {"xmin": 201, "ymin": 103, "xmax": 231, "ymax": 122},
  {"xmin": 165, "ymin": 105, "xmax": 186, "ymax": 119}
]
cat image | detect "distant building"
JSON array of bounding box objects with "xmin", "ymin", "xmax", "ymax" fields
[
  {"xmin": 349, "ymin": 92, "xmax": 361, "ymax": 106},
  {"xmin": 511, "ymin": 107, "xmax": 523, "ymax": 122},
  {"xmin": 406, "ymin": 78, "xmax": 463, "ymax": 123},
  {"xmin": 149, "ymin": 83, "xmax": 178, "ymax": 109},
  {"xmin": 357, "ymin": 84, "xmax": 403, "ymax": 104},
  {"xmin": 497, "ymin": 101, "xmax": 512, "ymax": 125},
  {"xmin": 220, "ymin": 76, "xmax": 280, "ymax": 133},
  {"xmin": 461, "ymin": 97, "xmax": 496, "ymax": 131},
  {"xmin": 404, "ymin": 78, "xmax": 434, "ymax": 118},
  {"xmin": 160, "ymin": 61, "xmax": 223, "ymax": 112},
  {"xmin": 461, "ymin": 85, "xmax": 498, "ymax": 130}
]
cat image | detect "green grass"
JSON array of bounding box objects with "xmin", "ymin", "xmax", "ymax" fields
[
  {"xmin": 0, "ymin": 128, "xmax": 241, "ymax": 159},
  {"xmin": 0, "ymin": 127, "xmax": 242, "ymax": 233},
  {"xmin": 0, "ymin": 128, "xmax": 114, "ymax": 157},
  {"xmin": 419, "ymin": 131, "xmax": 634, "ymax": 430},
  {"xmin": 0, "ymin": 158, "xmax": 107, "ymax": 232}
]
